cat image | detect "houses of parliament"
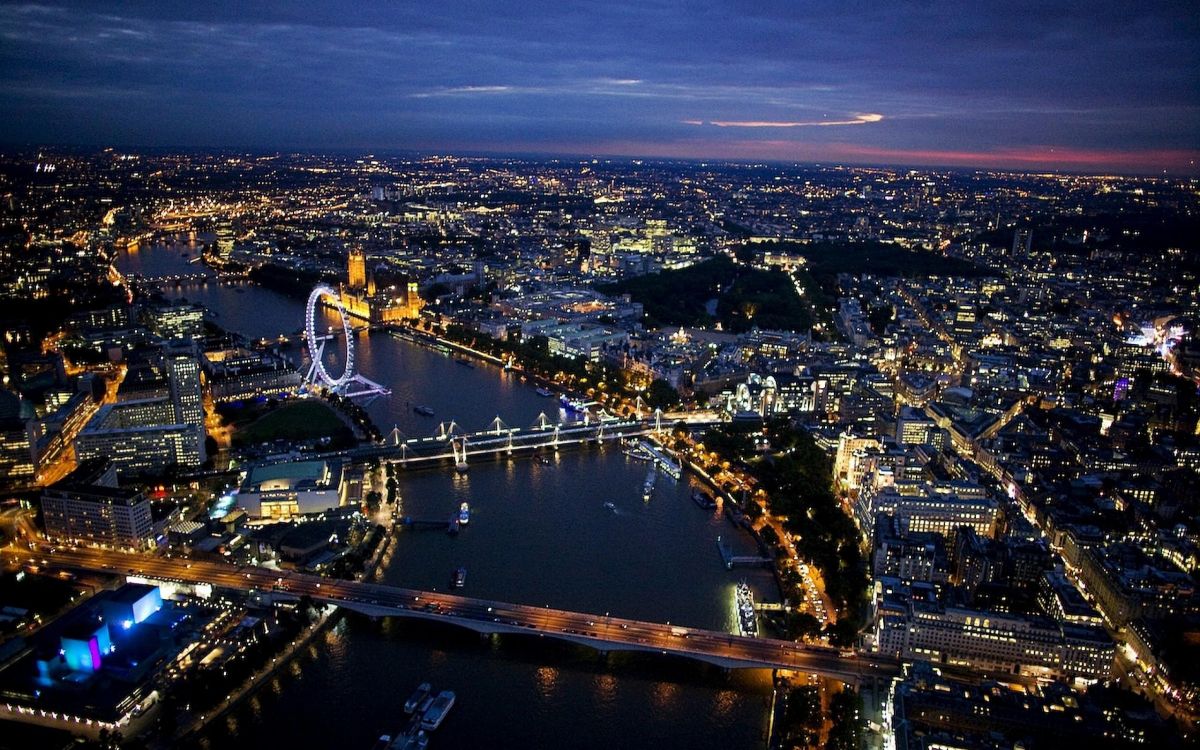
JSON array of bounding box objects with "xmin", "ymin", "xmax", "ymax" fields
[{"xmin": 340, "ymin": 248, "xmax": 424, "ymax": 324}]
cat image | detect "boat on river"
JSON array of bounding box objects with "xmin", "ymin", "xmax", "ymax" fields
[
  {"xmin": 420, "ymin": 690, "xmax": 457, "ymax": 730},
  {"xmin": 736, "ymin": 581, "xmax": 758, "ymax": 637},
  {"xmin": 404, "ymin": 683, "xmax": 432, "ymax": 714}
]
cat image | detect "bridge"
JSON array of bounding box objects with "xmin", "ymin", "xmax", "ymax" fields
[
  {"xmin": 344, "ymin": 413, "xmax": 703, "ymax": 468},
  {"xmin": 21, "ymin": 547, "xmax": 900, "ymax": 684},
  {"xmin": 124, "ymin": 271, "xmax": 216, "ymax": 285}
]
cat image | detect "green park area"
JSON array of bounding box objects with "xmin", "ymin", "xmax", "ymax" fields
[
  {"xmin": 231, "ymin": 399, "xmax": 353, "ymax": 447},
  {"xmin": 599, "ymin": 244, "xmax": 989, "ymax": 336},
  {"xmin": 599, "ymin": 255, "xmax": 813, "ymax": 332}
]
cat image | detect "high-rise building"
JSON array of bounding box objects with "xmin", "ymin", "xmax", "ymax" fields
[
  {"xmin": 1012, "ymin": 228, "xmax": 1032, "ymax": 257},
  {"xmin": 41, "ymin": 458, "xmax": 155, "ymax": 549},
  {"xmin": 165, "ymin": 344, "xmax": 204, "ymax": 429},
  {"xmin": 215, "ymin": 221, "xmax": 235, "ymax": 259},
  {"xmin": 953, "ymin": 301, "xmax": 977, "ymax": 337},
  {"xmin": 0, "ymin": 390, "xmax": 38, "ymax": 486}
]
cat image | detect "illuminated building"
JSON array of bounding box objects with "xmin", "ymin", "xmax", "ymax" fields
[
  {"xmin": 895, "ymin": 405, "xmax": 939, "ymax": 446},
  {"xmin": 60, "ymin": 619, "xmax": 112, "ymax": 673},
  {"xmin": 75, "ymin": 402, "xmax": 204, "ymax": 477},
  {"xmin": 721, "ymin": 372, "xmax": 820, "ymax": 418},
  {"xmin": 101, "ymin": 584, "xmax": 163, "ymax": 628},
  {"xmin": 74, "ymin": 343, "xmax": 206, "ymax": 477},
  {"xmin": 874, "ymin": 600, "xmax": 1113, "ymax": 680},
  {"xmin": 204, "ymin": 348, "xmax": 302, "ymax": 402},
  {"xmin": 883, "ymin": 662, "xmax": 1168, "ymax": 750},
  {"xmin": 338, "ymin": 250, "xmax": 424, "ymax": 323},
  {"xmin": 164, "ymin": 343, "xmax": 204, "ymax": 428},
  {"xmin": 856, "ymin": 481, "xmax": 999, "ymax": 539},
  {"xmin": 41, "ymin": 458, "xmax": 155, "ymax": 549},
  {"xmin": 238, "ymin": 458, "xmax": 347, "ymax": 519},
  {"xmin": 5, "ymin": 583, "xmax": 173, "ymax": 735},
  {"xmin": 145, "ymin": 302, "xmax": 205, "ymax": 340},
  {"xmin": 215, "ymin": 221, "xmax": 234, "ymax": 258},
  {"xmin": 0, "ymin": 408, "xmax": 38, "ymax": 486},
  {"xmin": 348, "ymin": 247, "xmax": 367, "ymax": 289}
]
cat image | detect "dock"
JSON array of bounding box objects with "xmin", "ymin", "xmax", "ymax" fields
[
  {"xmin": 716, "ymin": 535, "xmax": 774, "ymax": 570},
  {"xmin": 400, "ymin": 516, "xmax": 459, "ymax": 532}
]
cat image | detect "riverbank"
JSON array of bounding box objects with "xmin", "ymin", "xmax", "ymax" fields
[
  {"xmin": 163, "ymin": 604, "xmax": 340, "ymax": 748},
  {"xmin": 389, "ymin": 324, "xmax": 507, "ymax": 367},
  {"xmin": 117, "ymin": 240, "xmax": 779, "ymax": 750}
]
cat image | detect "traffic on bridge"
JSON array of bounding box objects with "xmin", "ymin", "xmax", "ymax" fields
[{"xmin": 13, "ymin": 546, "xmax": 900, "ymax": 684}]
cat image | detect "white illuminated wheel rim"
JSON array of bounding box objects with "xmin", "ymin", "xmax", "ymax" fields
[{"xmin": 305, "ymin": 284, "xmax": 354, "ymax": 388}]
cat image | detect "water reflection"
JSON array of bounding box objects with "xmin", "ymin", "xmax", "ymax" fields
[
  {"xmin": 593, "ymin": 672, "xmax": 618, "ymax": 705},
  {"xmin": 535, "ymin": 666, "xmax": 561, "ymax": 700}
]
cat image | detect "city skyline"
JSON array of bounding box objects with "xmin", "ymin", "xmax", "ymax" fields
[
  {"xmin": 1, "ymin": 3, "xmax": 1199, "ymax": 747},
  {"xmin": 0, "ymin": 1, "xmax": 1197, "ymax": 174},
  {"xmin": 0, "ymin": 143, "xmax": 1197, "ymax": 749}
]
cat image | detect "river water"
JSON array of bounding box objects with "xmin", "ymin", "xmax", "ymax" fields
[{"xmin": 117, "ymin": 241, "xmax": 777, "ymax": 749}]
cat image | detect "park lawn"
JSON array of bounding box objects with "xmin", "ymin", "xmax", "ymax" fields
[{"xmin": 233, "ymin": 400, "xmax": 352, "ymax": 446}]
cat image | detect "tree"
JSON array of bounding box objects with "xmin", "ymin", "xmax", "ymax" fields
[
  {"xmin": 787, "ymin": 612, "xmax": 823, "ymax": 640},
  {"xmin": 296, "ymin": 594, "xmax": 318, "ymax": 622},
  {"xmin": 867, "ymin": 304, "xmax": 894, "ymax": 335},
  {"xmin": 827, "ymin": 690, "xmax": 864, "ymax": 750},
  {"xmin": 645, "ymin": 378, "xmax": 681, "ymax": 410}
]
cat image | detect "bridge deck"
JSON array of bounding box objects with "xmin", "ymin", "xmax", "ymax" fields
[{"xmin": 21, "ymin": 547, "xmax": 899, "ymax": 683}]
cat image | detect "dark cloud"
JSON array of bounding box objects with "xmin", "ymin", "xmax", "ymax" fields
[{"xmin": 0, "ymin": 1, "xmax": 1196, "ymax": 171}]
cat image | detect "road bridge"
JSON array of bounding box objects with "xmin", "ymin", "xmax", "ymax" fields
[{"xmin": 21, "ymin": 547, "xmax": 900, "ymax": 684}]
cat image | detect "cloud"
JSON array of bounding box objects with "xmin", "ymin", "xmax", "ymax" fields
[
  {"xmin": 692, "ymin": 113, "xmax": 884, "ymax": 128},
  {"xmin": 411, "ymin": 85, "xmax": 516, "ymax": 98},
  {"xmin": 0, "ymin": 1, "xmax": 1193, "ymax": 172}
]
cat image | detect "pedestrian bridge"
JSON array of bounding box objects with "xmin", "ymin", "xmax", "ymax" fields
[{"xmin": 345, "ymin": 414, "xmax": 713, "ymax": 469}]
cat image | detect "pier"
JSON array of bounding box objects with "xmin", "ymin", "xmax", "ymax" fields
[
  {"xmin": 399, "ymin": 516, "xmax": 459, "ymax": 531},
  {"xmin": 716, "ymin": 535, "xmax": 774, "ymax": 570}
]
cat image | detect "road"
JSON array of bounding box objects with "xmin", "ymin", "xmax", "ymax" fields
[{"xmin": 11, "ymin": 546, "xmax": 900, "ymax": 683}]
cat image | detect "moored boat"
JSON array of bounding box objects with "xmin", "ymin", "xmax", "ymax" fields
[
  {"xmin": 642, "ymin": 469, "xmax": 656, "ymax": 501},
  {"xmin": 420, "ymin": 690, "xmax": 457, "ymax": 730},
  {"xmin": 404, "ymin": 682, "xmax": 432, "ymax": 714},
  {"xmin": 736, "ymin": 581, "xmax": 758, "ymax": 638},
  {"xmin": 692, "ymin": 489, "xmax": 718, "ymax": 509}
]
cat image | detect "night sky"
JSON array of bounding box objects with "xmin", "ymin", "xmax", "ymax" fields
[{"xmin": 1, "ymin": 1, "xmax": 1197, "ymax": 173}]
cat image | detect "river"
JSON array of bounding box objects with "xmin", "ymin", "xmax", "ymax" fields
[{"xmin": 117, "ymin": 240, "xmax": 778, "ymax": 749}]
